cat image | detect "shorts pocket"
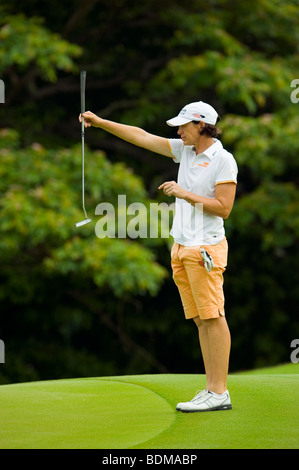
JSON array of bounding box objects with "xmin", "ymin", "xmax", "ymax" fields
[{"xmin": 201, "ymin": 238, "xmax": 228, "ymax": 270}]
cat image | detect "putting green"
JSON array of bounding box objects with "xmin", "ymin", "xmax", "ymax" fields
[
  {"xmin": 0, "ymin": 363, "xmax": 298, "ymax": 449},
  {"xmin": 0, "ymin": 379, "xmax": 174, "ymax": 449}
]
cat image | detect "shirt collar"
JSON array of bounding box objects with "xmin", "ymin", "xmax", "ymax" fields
[{"xmin": 194, "ymin": 139, "xmax": 223, "ymax": 160}]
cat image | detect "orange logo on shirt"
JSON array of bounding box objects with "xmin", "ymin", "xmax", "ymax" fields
[{"xmin": 198, "ymin": 162, "xmax": 209, "ymax": 167}]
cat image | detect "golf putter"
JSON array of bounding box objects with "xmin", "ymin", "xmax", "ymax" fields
[{"xmin": 75, "ymin": 70, "xmax": 92, "ymax": 227}]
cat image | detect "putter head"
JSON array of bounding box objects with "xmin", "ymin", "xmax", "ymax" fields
[{"xmin": 75, "ymin": 218, "xmax": 92, "ymax": 228}]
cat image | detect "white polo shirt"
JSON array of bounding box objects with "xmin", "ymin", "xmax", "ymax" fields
[{"xmin": 168, "ymin": 138, "xmax": 238, "ymax": 246}]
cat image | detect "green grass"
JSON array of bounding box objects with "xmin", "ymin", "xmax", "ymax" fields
[{"xmin": 0, "ymin": 363, "xmax": 298, "ymax": 449}]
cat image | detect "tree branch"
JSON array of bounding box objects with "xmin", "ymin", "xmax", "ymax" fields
[{"xmin": 63, "ymin": 0, "xmax": 101, "ymax": 36}]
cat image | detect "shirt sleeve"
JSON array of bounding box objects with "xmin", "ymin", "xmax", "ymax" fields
[
  {"xmin": 168, "ymin": 139, "xmax": 185, "ymax": 163},
  {"xmin": 215, "ymin": 152, "xmax": 238, "ymax": 185}
]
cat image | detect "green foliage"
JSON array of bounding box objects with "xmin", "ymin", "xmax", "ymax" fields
[
  {"xmin": 0, "ymin": 12, "xmax": 82, "ymax": 80},
  {"xmin": 231, "ymin": 182, "xmax": 299, "ymax": 250},
  {"xmin": 0, "ymin": 0, "xmax": 299, "ymax": 382},
  {"xmin": 0, "ymin": 127, "xmax": 170, "ymax": 383},
  {"xmin": 0, "ymin": 128, "xmax": 167, "ymax": 303}
]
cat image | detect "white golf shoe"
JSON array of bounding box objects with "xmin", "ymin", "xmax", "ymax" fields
[
  {"xmin": 177, "ymin": 390, "xmax": 232, "ymax": 412},
  {"xmin": 176, "ymin": 389, "xmax": 207, "ymax": 411}
]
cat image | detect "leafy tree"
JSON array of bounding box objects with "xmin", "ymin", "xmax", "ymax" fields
[
  {"xmin": 0, "ymin": 128, "xmax": 169, "ymax": 383},
  {"xmin": 0, "ymin": 0, "xmax": 299, "ymax": 381}
]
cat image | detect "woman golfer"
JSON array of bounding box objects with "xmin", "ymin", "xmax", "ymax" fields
[{"xmin": 79, "ymin": 100, "xmax": 238, "ymax": 412}]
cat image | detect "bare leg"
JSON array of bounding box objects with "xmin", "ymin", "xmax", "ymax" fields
[
  {"xmin": 193, "ymin": 316, "xmax": 212, "ymax": 389},
  {"xmin": 193, "ymin": 315, "xmax": 231, "ymax": 394}
]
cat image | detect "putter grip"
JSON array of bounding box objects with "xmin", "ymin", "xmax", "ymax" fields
[{"xmin": 80, "ymin": 70, "xmax": 86, "ymax": 114}]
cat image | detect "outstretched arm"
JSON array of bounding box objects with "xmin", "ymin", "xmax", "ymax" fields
[{"xmin": 79, "ymin": 111, "xmax": 173, "ymax": 158}]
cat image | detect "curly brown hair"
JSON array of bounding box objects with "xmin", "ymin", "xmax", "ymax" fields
[{"xmin": 192, "ymin": 116, "xmax": 222, "ymax": 138}]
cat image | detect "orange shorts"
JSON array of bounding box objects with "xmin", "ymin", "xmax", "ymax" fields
[{"xmin": 171, "ymin": 237, "xmax": 228, "ymax": 320}]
